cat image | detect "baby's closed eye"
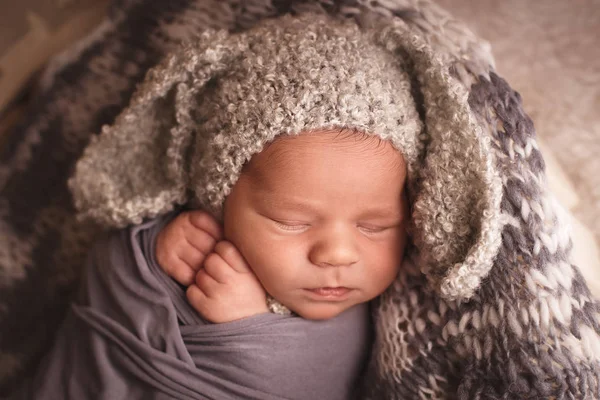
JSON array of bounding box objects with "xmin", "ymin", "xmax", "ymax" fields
[
  {"xmin": 271, "ymin": 219, "xmax": 310, "ymax": 231},
  {"xmin": 357, "ymin": 224, "xmax": 390, "ymax": 234},
  {"xmin": 268, "ymin": 217, "xmax": 402, "ymax": 235}
]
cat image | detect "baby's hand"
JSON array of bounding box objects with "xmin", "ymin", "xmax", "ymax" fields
[
  {"xmin": 155, "ymin": 210, "xmax": 223, "ymax": 286},
  {"xmin": 186, "ymin": 241, "xmax": 269, "ymax": 323}
]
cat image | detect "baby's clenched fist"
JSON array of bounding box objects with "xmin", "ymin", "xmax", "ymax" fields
[
  {"xmin": 186, "ymin": 241, "xmax": 268, "ymax": 323},
  {"xmin": 156, "ymin": 210, "xmax": 223, "ymax": 286}
]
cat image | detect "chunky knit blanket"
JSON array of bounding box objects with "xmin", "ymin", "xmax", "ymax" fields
[{"xmin": 1, "ymin": 0, "xmax": 599, "ymax": 398}]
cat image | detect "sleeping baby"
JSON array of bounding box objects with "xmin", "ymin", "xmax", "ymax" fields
[
  {"xmin": 154, "ymin": 126, "xmax": 409, "ymax": 324},
  {"xmin": 23, "ymin": 13, "xmax": 426, "ymax": 400},
  {"xmin": 16, "ymin": 2, "xmax": 600, "ymax": 398}
]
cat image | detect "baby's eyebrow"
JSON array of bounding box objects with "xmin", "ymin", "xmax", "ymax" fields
[
  {"xmin": 256, "ymin": 193, "xmax": 319, "ymax": 213},
  {"xmin": 256, "ymin": 192, "xmax": 405, "ymax": 220},
  {"xmin": 358, "ymin": 208, "xmax": 406, "ymax": 221}
]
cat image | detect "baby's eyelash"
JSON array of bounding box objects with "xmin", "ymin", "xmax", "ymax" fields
[
  {"xmin": 270, "ymin": 218, "xmax": 396, "ymax": 234},
  {"xmin": 273, "ymin": 220, "xmax": 308, "ymax": 231},
  {"xmin": 357, "ymin": 225, "xmax": 388, "ymax": 234}
]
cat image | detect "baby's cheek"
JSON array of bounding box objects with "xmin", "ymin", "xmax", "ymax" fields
[{"xmin": 367, "ymin": 253, "xmax": 400, "ymax": 293}]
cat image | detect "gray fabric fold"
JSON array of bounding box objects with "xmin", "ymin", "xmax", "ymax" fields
[{"xmin": 20, "ymin": 214, "xmax": 371, "ymax": 400}]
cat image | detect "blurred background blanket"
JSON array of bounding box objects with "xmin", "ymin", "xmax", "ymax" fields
[{"xmin": 0, "ymin": 0, "xmax": 599, "ymax": 396}]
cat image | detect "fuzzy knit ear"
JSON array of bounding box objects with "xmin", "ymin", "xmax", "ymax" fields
[
  {"xmin": 377, "ymin": 25, "xmax": 504, "ymax": 301},
  {"xmin": 69, "ymin": 30, "xmax": 244, "ymax": 228}
]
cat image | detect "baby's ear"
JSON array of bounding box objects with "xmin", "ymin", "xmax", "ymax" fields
[
  {"xmin": 69, "ymin": 30, "xmax": 242, "ymax": 228},
  {"xmin": 377, "ymin": 25, "xmax": 503, "ymax": 301}
]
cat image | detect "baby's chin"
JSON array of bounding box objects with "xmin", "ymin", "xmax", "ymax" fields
[{"xmin": 290, "ymin": 302, "xmax": 355, "ymax": 321}]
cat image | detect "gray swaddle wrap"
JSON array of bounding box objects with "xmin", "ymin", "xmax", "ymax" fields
[{"xmin": 22, "ymin": 214, "xmax": 371, "ymax": 400}]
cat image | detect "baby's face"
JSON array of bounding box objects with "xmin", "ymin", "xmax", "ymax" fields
[{"xmin": 223, "ymin": 130, "xmax": 408, "ymax": 320}]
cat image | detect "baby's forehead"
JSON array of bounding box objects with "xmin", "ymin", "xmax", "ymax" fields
[
  {"xmin": 244, "ymin": 129, "xmax": 405, "ymax": 174},
  {"xmin": 236, "ymin": 129, "xmax": 408, "ymax": 212}
]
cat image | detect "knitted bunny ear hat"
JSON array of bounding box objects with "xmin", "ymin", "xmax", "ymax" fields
[{"xmin": 69, "ymin": 13, "xmax": 503, "ymax": 302}]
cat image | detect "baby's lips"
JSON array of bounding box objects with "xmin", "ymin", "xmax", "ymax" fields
[{"xmin": 304, "ymin": 287, "xmax": 352, "ymax": 301}]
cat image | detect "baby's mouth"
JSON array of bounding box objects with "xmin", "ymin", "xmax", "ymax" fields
[{"xmin": 305, "ymin": 287, "xmax": 352, "ymax": 300}]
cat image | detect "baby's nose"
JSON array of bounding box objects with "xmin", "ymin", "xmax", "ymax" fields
[{"xmin": 309, "ymin": 233, "xmax": 359, "ymax": 268}]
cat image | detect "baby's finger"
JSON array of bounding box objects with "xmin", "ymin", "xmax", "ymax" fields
[
  {"xmin": 180, "ymin": 226, "xmax": 218, "ymax": 258},
  {"xmin": 203, "ymin": 253, "xmax": 234, "ymax": 284},
  {"xmin": 156, "ymin": 249, "xmax": 196, "ymax": 286},
  {"xmin": 213, "ymin": 241, "xmax": 251, "ymax": 273},
  {"xmin": 195, "ymin": 268, "xmax": 220, "ymax": 296},
  {"xmin": 168, "ymin": 261, "xmax": 196, "ymax": 287},
  {"xmin": 176, "ymin": 242, "xmax": 207, "ymax": 271},
  {"xmin": 186, "ymin": 284, "xmax": 208, "ymax": 312},
  {"xmin": 185, "ymin": 211, "xmax": 223, "ymax": 241}
]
